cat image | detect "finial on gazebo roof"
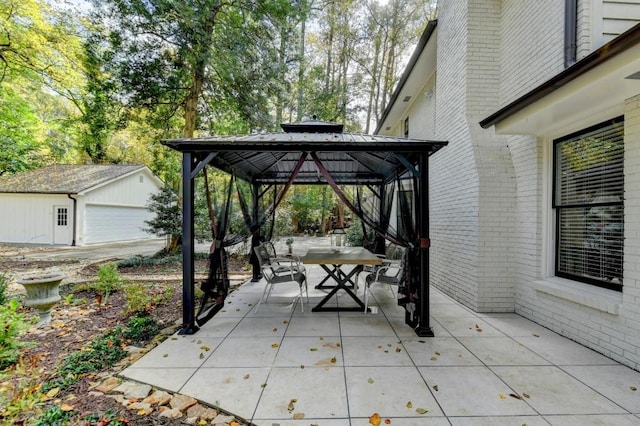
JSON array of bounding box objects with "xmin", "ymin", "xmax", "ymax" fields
[{"xmin": 280, "ymin": 116, "xmax": 344, "ymax": 133}]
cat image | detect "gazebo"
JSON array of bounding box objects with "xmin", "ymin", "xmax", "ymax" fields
[{"xmin": 162, "ymin": 119, "xmax": 447, "ymax": 337}]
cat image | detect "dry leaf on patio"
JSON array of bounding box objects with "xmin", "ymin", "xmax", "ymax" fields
[
  {"xmin": 415, "ymin": 408, "xmax": 428, "ymax": 414},
  {"xmin": 272, "ymin": 343, "xmax": 279, "ymax": 348},
  {"xmin": 498, "ymin": 394, "xmax": 507, "ymax": 399},
  {"xmin": 395, "ymin": 347, "xmax": 401, "ymax": 353},
  {"xmin": 163, "ymin": 354, "xmax": 168, "ymax": 358},
  {"xmin": 200, "ymin": 345, "xmax": 210, "ymax": 351},
  {"xmin": 433, "ymin": 385, "xmax": 439, "ymax": 392},
  {"xmin": 199, "ymin": 353, "xmax": 204, "ymax": 359},
  {"xmin": 368, "ymin": 412, "xmax": 381, "ymax": 426},
  {"xmin": 630, "ymin": 386, "xmax": 637, "ymax": 391},
  {"xmin": 300, "ymin": 365, "xmax": 305, "ymax": 369},
  {"xmin": 330, "ymin": 357, "xmax": 337, "ymax": 364},
  {"xmin": 509, "ymin": 393, "xmax": 521, "ymax": 400},
  {"xmin": 310, "ymin": 348, "xmax": 318, "ymax": 351},
  {"xmin": 272, "ymin": 328, "xmax": 278, "ymax": 332},
  {"xmin": 406, "ymin": 401, "xmax": 413, "ymax": 408},
  {"xmin": 368, "ymin": 378, "xmax": 375, "ymax": 384},
  {"xmin": 384, "ymin": 419, "xmax": 391, "ymax": 424},
  {"xmin": 435, "ymin": 351, "xmax": 440, "ymax": 356},
  {"xmin": 283, "ymin": 320, "xmax": 289, "ymax": 324},
  {"xmin": 522, "ymin": 393, "xmax": 531, "ymax": 398},
  {"xmin": 287, "ymin": 399, "xmax": 296, "ymax": 411},
  {"xmin": 430, "ymin": 357, "xmax": 437, "ymax": 361},
  {"xmin": 533, "ymin": 334, "xmax": 540, "ymax": 338},
  {"xmin": 293, "ymin": 413, "xmax": 305, "ymax": 420},
  {"xmin": 243, "ymin": 374, "xmax": 250, "ymax": 380}
]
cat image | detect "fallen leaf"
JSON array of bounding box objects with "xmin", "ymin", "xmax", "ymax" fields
[
  {"xmin": 273, "ymin": 328, "xmax": 278, "ymax": 332},
  {"xmin": 230, "ymin": 421, "xmax": 240, "ymax": 426},
  {"xmin": 498, "ymin": 394, "xmax": 507, "ymax": 399},
  {"xmin": 369, "ymin": 412, "xmax": 381, "ymax": 426},
  {"xmin": 384, "ymin": 419, "xmax": 391, "ymax": 424},
  {"xmin": 522, "ymin": 393, "xmax": 531, "ymax": 398},
  {"xmin": 271, "ymin": 343, "xmax": 279, "ymax": 348},
  {"xmin": 283, "ymin": 320, "xmax": 289, "ymax": 324},
  {"xmin": 630, "ymin": 386, "xmax": 637, "ymax": 391},
  {"xmin": 197, "ymin": 340, "xmax": 202, "ymax": 344},
  {"xmin": 319, "ymin": 336, "xmax": 324, "ymax": 340},
  {"xmin": 287, "ymin": 399, "xmax": 296, "ymax": 411},
  {"xmin": 415, "ymin": 408, "xmax": 429, "ymax": 414},
  {"xmin": 243, "ymin": 374, "xmax": 250, "ymax": 380},
  {"xmin": 509, "ymin": 393, "xmax": 521, "ymax": 400},
  {"xmin": 300, "ymin": 365, "xmax": 305, "ymax": 369},
  {"xmin": 368, "ymin": 378, "xmax": 375, "ymax": 384},
  {"xmin": 200, "ymin": 345, "xmax": 210, "ymax": 351},
  {"xmin": 330, "ymin": 357, "xmax": 337, "ymax": 364},
  {"xmin": 163, "ymin": 354, "xmax": 168, "ymax": 358},
  {"xmin": 60, "ymin": 403, "xmax": 74, "ymax": 412},
  {"xmin": 533, "ymin": 334, "xmax": 540, "ymax": 338},
  {"xmin": 433, "ymin": 385, "xmax": 439, "ymax": 392},
  {"xmin": 435, "ymin": 351, "xmax": 440, "ymax": 356},
  {"xmin": 199, "ymin": 353, "xmax": 204, "ymax": 359},
  {"xmin": 310, "ymin": 348, "xmax": 318, "ymax": 351},
  {"xmin": 406, "ymin": 401, "xmax": 413, "ymax": 408},
  {"xmin": 430, "ymin": 357, "xmax": 437, "ymax": 361},
  {"xmin": 293, "ymin": 413, "xmax": 305, "ymax": 420},
  {"xmin": 46, "ymin": 388, "xmax": 60, "ymax": 398},
  {"xmin": 261, "ymin": 383, "xmax": 267, "ymax": 388},
  {"xmin": 395, "ymin": 347, "xmax": 401, "ymax": 353}
]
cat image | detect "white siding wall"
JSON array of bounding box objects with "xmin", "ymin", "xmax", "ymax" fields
[
  {"xmin": 0, "ymin": 194, "xmax": 71, "ymax": 244},
  {"xmin": 76, "ymin": 169, "xmax": 161, "ymax": 245}
]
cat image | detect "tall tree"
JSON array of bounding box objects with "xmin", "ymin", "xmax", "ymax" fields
[{"xmin": 91, "ymin": 0, "xmax": 294, "ymax": 138}]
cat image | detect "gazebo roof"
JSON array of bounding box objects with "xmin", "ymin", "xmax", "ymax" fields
[{"xmin": 162, "ymin": 132, "xmax": 447, "ymax": 185}]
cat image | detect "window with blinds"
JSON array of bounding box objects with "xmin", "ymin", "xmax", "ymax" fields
[{"xmin": 553, "ymin": 117, "xmax": 624, "ymax": 291}]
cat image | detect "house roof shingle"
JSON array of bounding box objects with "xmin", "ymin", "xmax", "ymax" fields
[{"xmin": 0, "ymin": 164, "xmax": 146, "ymax": 194}]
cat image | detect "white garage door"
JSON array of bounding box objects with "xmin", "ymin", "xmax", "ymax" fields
[{"xmin": 84, "ymin": 205, "xmax": 154, "ymax": 244}]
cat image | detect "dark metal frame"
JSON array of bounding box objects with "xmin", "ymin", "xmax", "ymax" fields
[{"xmin": 163, "ymin": 134, "xmax": 447, "ymax": 336}]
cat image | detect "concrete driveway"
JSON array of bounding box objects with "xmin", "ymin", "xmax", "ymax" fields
[{"xmin": 5, "ymin": 239, "xmax": 168, "ymax": 262}]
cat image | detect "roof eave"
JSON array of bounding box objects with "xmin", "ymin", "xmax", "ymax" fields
[{"xmin": 480, "ymin": 23, "xmax": 640, "ymax": 130}]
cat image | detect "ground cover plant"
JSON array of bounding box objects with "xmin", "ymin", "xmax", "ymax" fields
[{"xmin": 0, "ymin": 251, "xmax": 250, "ymax": 425}]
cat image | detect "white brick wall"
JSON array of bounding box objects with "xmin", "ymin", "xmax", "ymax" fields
[{"xmin": 392, "ymin": 0, "xmax": 640, "ymax": 368}]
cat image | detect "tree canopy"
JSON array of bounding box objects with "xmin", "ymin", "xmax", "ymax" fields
[{"xmin": 0, "ymin": 0, "xmax": 437, "ymax": 185}]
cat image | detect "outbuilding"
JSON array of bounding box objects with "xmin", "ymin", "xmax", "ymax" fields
[{"xmin": 0, "ymin": 164, "xmax": 164, "ymax": 246}]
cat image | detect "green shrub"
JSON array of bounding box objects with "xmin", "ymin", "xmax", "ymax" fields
[
  {"xmin": 123, "ymin": 282, "xmax": 174, "ymax": 315},
  {"xmin": 96, "ymin": 263, "xmax": 123, "ymax": 304},
  {"xmin": 0, "ymin": 299, "xmax": 32, "ymax": 370},
  {"xmin": 55, "ymin": 328, "xmax": 127, "ymax": 385},
  {"xmin": 0, "ymin": 272, "xmax": 9, "ymax": 305},
  {"xmin": 124, "ymin": 316, "xmax": 159, "ymax": 343},
  {"xmin": 33, "ymin": 404, "xmax": 75, "ymax": 426}
]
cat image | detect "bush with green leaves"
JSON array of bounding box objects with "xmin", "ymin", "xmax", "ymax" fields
[
  {"xmin": 96, "ymin": 263, "xmax": 123, "ymax": 304},
  {"xmin": 33, "ymin": 404, "xmax": 75, "ymax": 426},
  {"xmin": 124, "ymin": 316, "xmax": 159, "ymax": 344},
  {"xmin": 122, "ymin": 282, "xmax": 174, "ymax": 316},
  {"xmin": 43, "ymin": 328, "xmax": 128, "ymax": 392},
  {"xmin": 0, "ymin": 272, "xmax": 9, "ymax": 305},
  {"xmin": 0, "ymin": 299, "xmax": 33, "ymax": 370}
]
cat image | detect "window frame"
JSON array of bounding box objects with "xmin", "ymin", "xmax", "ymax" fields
[{"xmin": 552, "ymin": 116, "xmax": 624, "ymax": 291}]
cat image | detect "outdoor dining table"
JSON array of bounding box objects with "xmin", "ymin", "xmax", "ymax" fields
[{"xmin": 301, "ymin": 247, "xmax": 382, "ymax": 312}]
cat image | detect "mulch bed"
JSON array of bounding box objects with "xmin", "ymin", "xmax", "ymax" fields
[{"xmin": 2, "ymin": 256, "xmax": 251, "ymax": 425}]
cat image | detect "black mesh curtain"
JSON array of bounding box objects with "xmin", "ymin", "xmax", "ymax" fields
[{"xmin": 312, "ymin": 152, "xmax": 424, "ymax": 328}]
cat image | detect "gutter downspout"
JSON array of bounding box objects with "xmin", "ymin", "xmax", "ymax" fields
[
  {"xmin": 565, "ymin": 0, "xmax": 578, "ymax": 67},
  {"xmin": 67, "ymin": 194, "xmax": 77, "ymax": 246}
]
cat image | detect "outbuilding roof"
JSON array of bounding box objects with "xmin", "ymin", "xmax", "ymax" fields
[{"xmin": 0, "ymin": 164, "xmax": 146, "ymax": 194}]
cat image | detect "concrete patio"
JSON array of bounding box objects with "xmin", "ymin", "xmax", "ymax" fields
[{"xmin": 121, "ymin": 238, "xmax": 640, "ymax": 425}]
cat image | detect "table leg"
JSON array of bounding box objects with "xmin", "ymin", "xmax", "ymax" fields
[
  {"xmin": 312, "ymin": 264, "xmax": 366, "ymax": 312},
  {"xmin": 315, "ymin": 264, "xmax": 358, "ymax": 289}
]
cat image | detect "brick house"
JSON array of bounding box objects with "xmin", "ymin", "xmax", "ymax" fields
[{"xmin": 376, "ymin": 1, "xmax": 640, "ymax": 369}]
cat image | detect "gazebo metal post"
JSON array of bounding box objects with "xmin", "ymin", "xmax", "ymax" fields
[
  {"xmin": 415, "ymin": 153, "xmax": 433, "ymax": 337},
  {"xmin": 251, "ymin": 182, "xmax": 261, "ymax": 281},
  {"xmin": 179, "ymin": 152, "xmax": 199, "ymax": 335},
  {"xmin": 375, "ymin": 184, "xmax": 386, "ymax": 254}
]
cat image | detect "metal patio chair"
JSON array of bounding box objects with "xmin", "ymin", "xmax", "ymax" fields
[
  {"xmin": 363, "ymin": 249, "xmax": 406, "ymax": 314},
  {"xmin": 254, "ymin": 243, "xmax": 308, "ymax": 312}
]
